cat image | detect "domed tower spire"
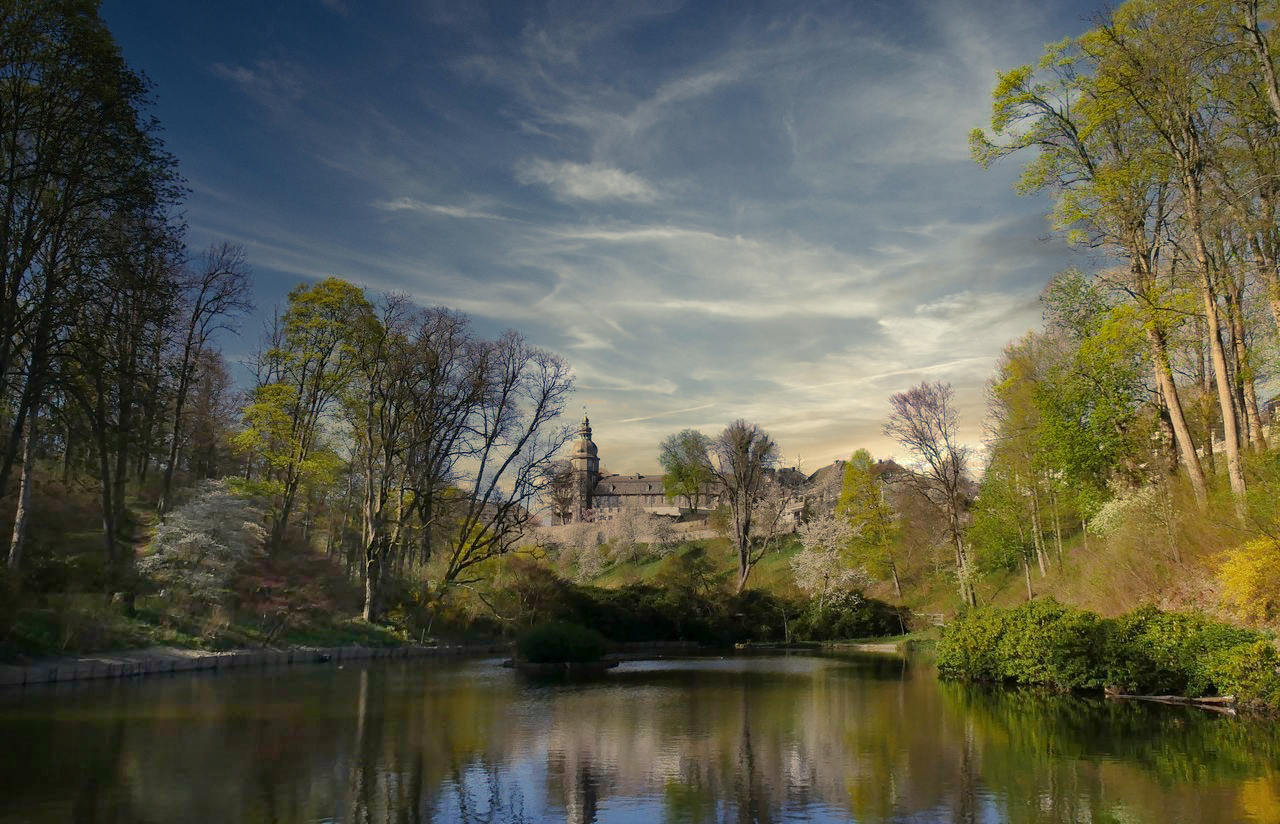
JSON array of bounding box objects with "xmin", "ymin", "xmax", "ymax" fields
[{"xmin": 570, "ymin": 413, "xmax": 599, "ymax": 522}]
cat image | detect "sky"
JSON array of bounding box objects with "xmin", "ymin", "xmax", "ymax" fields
[{"xmin": 100, "ymin": 0, "xmax": 1105, "ymax": 475}]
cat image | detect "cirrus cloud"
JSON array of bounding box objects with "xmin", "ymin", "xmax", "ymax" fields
[{"xmin": 516, "ymin": 159, "xmax": 658, "ymax": 202}]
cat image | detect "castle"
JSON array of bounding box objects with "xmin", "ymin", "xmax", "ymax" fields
[{"xmin": 567, "ymin": 414, "xmax": 716, "ymax": 522}]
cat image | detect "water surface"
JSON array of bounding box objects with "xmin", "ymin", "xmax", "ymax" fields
[{"xmin": 1, "ymin": 653, "xmax": 1277, "ymax": 822}]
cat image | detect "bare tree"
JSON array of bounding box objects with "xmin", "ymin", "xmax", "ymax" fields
[
  {"xmin": 432, "ymin": 332, "xmax": 575, "ymax": 596},
  {"xmin": 545, "ymin": 459, "xmax": 576, "ymax": 525},
  {"xmin": 158, "ymin": 243, "xmax": 252, "ymax": 513},
  {"xmin": 709, "ymin": 419, "xmax": 778, "ymax": 592},
  {"xmin": 883, "ymin": 381, "xmax": 977, "ymax": 607}
]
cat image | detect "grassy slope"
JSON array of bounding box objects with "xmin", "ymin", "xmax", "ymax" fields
[
  {"xmin": 586, "ymin": 535, "xmax": 807, "ymax": 595},
  {"xmin": 583, "ymin": 514, "xmax": 1241, "ymax": 630}
]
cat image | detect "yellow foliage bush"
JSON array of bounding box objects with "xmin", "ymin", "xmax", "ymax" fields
[{"xmin": 1218, "ymin": 538, "xmax": 1280, "ymax": 625}]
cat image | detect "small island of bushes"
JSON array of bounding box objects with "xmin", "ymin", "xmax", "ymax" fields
[{"xmin": 509, "ymin": 621, "xmax": 615, "ymax": 675}]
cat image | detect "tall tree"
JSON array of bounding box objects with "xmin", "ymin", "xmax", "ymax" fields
[
  {"xmin": 837, "ymin": 449, "xmax": 901, "ymax": 598},
  {"xmin": 708, "ymin": 419, "xmax": 778, "ymax": 592},
  {"xmin": 1083, "ymin": 0, "xmax": 1250, "ymax": 511},
  {"xmin": 158, "ymin": 242, "xmax": 252, "ymax": 513},
  {"xmin": 2, "ymin": 0, "xmax": 182, "ymax": 574},
  {"xmin": 431, "ymin": 332, "xmax": 574, "ymax": 597},
  {"xmin": 237, "ymin": 278, "xmax": 369, "ymax": 551},
  {"xmin": 883, "ymin": 382, "xmax": 976, "ymax": 607},
  {"xmin": 971, "ymin": 36, "xmax": 1211, "ymax": 506}
]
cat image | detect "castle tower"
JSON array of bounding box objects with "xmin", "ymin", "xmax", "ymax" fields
[{"xmin": 570, "ymin": 414, "xmax": 600, "ymax": 522}]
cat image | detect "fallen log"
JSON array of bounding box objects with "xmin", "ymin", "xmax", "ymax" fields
[{"xmin": 1104, "ymin": 686, "xmax": 1237, "ymax": 714}]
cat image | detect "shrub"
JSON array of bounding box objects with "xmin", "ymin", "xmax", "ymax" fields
[
  {"xmin": 1088, "ymin": 486, "xmax": 1158, "ymax": 536},
  {"xmin": 1217, "ymin": 538, "xmax": 1280, "ymax": 625},
  {"xmin": 794, "ymin": 591, "xmax": 904, "ymax": 642},
  {"xmin": 995, "ymin": 599, "xmax": 1107, "ymax": 689},
  {"xmin": 516, "ymin": 621, "xmax": 607, "ymax": 663},
  {"xmin": 1103, "ymin": 605, "xmax": 1266, "ymax": 696},
  {"xmin": 1204, "ymin": 640, "xmax": 1280, "ymax": 708},
  {"xmin": 137, "ymin": 481, "xmax": 265, "ymax": 615},
  {"xmin": 936, "ymin": 606, "xmax": 1009, "ymax": 682},
  {"xmin": 939, "ymin": 600, "xmax": 1279, "ymax": 709},
  {"xmin": 938, "ymin": 599, "xmax": 1108, "ymax": 689}
]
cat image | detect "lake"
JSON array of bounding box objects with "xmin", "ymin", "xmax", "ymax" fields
[{"xmin": 1, "ymin": 652, "xmax": 1277, "ymax": 822}]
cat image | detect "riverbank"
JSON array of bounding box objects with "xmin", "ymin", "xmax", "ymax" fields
[{"xmin": 0, "ymin": 642, "xmax": 507, "ymax": 689}]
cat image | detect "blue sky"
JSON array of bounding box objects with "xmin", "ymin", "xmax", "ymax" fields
[{"xmin": 101, "ymin": 0, "xmax": 1102, "ymax": 474}]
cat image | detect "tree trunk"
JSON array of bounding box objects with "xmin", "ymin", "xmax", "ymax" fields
[
  {"xmin": 1146, "ymin": 326, "xmax": 1208, "ymax": 506},
  {"xmin": 1030, "ymin": 487, "xmax": 1048, "ymax": 576},
  {"xmin": 6, "ymin": 405, "xmax": 38, "ymax": 573},
  {"xmin": 1184, "ymin": 151, "xmax": 1246, "ymax": 514}
]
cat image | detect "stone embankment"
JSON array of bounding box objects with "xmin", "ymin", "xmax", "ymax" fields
[{"xmin": 0, "ymin": 643, "xmax": 505, "ymax": 689}]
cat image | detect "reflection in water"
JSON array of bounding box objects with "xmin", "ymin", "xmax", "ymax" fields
[{"xmin": 1, "ymin": 653, "xmax": 1277, "ymax": 822}]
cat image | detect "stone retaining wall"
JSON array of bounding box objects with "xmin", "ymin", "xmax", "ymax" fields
[{"xmin": 0, "ymin": 644, "xmax": 506, "ymax": 689}]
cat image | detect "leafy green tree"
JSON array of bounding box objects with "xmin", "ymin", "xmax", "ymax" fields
[
  {"xmin": 971, "ymin": 32, "xmax": 1211, "ymax": 506},
  {"xmin": 837, "ymin": 449, "xmax": 901, "ymax": 598},
  {"xmin": 1, "ymin": 0, "xmax": 182, "ymax": 575},
  {"xmin": 658, "ymin": 429, "xmax": 712, "ymax": 514},
  {"xmin": 238, "ymin": 277, "xmax": 370, "ymax": 550}
]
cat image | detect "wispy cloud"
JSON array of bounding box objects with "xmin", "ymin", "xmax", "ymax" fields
[
  {"xmin": 142, "ymin": 0, "xmax": 1099, "ymax": 473},
  {"xmin": 516, "ymin": 160, "xmax": 658, "ymax": 202},
  {"xmin": 212, "ymin": 59, "xmax": 308, "ymax": 108},
  {"xmin": 372, "ymin": 198, "xmax": 512, "ymax": 221}
]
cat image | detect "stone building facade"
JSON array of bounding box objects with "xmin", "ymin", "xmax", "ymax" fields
[{"xmin": 567, "ymin": 415, "xmax": 715, "ymax": 522}]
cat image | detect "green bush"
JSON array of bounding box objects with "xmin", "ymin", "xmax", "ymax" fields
[
  {"xmin": 1205, "ymin": 640, "xmax": 1280, "ymax": 708},
  {"xmin": 516, "ymin": 621, "xmax": 607, "ymax": 663},
  {"xmin": 793, "ymin": 593, "xmax": 906, "ymax": 642},
  {"xmin": 938, "ymin": 600, "xmax": 1280, "ymax": 709},
  {"xmin": 995, "ymin": 599, "xmax": 1107, "ymax": 689},
  {"xmin": 936, "ymin": 606, "xmax": 1010, "ymax": 682},
  {"xmin": 1103, "ymin": 605, "xmax": 1266, "ymax": 696},
  {"xmin": 938, "ymin": 599, "xmax": 1106, "ymax": 689}
]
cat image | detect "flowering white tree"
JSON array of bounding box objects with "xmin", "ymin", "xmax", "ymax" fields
[
  {"xmin": 790, "ymin": 512, "xmax": 868, "ymax": 610},
  {"xmin": 606, "ymin": 506, "xmax": 659, "ymax": 562},
  {"xmin": 138, "ymin": 481, "xmax": 266, "ymax": 613}
]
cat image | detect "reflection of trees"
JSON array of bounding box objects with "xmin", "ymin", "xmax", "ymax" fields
[
  {"xmin": 4, "ymin": 655, "xmax": 1280, "ymax": 822},
  {"xmin": 940, "ymin": 680, "xmax": 1280, "ymax": 823}
]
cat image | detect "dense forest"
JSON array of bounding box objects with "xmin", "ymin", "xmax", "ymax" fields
[{"xmin": 3, "ymin": 0, "xmax": 1280, "ymax": 671}]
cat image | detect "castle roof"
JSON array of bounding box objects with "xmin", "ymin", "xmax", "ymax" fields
[
  {"xmin": 571, "ymin": 413, "xmax": 598, "ymax": 458},
  {"xmin": 593, "ymin": 473, "xmax": 666, "ymax": 495}
]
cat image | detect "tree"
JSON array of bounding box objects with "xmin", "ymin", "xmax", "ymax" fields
[
  {"xmin": 2, "ymin": 0, "xmax": 183, "ymax": 575},
  {"xmin": 837, "ymin": 449, "xmax": 901, "ymax": 598},
  {"xmin": 1081, "ymin": 0, "xmax": 1251, "ymax": 511},
  {"xmin": 237, "ymin": 278, "xmax": 369, "ymax": 551},
  {"xmin": 883, "ymin": 382, "xmax": 976, "ymax": 607},
  {"xmin": 138, "ymin": 480, "xmax": 265, "ymax": 616},
  {"xmin": 345, "ymin": 294, "xmax": 419, "ymax": 621},
  {"xmin": 68, "ymin": 218, "xmax": 183, "ymax": 594},
  {"xmin": 546, "ymin": 459, "xmax": 576, "ymax": 525},
  {"xmin": 430, "ymin": 332, "xmax": 574, "ymax": 597},
  {"xmin": 158, "ymin": 242, "xmax": 252, "ymax": 513},
  {"xmin": 658, "ymin": 429, "xmax": 712, "ymax": 514},
  {"xmin": 792, "ymin": 512, "xmax": 865, "ymax": 611},
  {"xmin": 708, "ymin": 419, "xmax": 778, "ymax": 592},
  {"xmin": 971, "ymin": 33, "xmax": 1211, "ymax": 507}
]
